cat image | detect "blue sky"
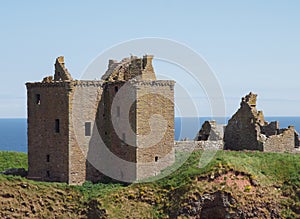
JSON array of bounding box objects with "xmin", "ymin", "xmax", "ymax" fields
[{"xmin": 1, "ymin": 1, "xmax": 300, "ymax": 117}]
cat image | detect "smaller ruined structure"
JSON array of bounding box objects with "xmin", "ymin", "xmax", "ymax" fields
[
  {"xmin": 224, "ymin": 92, "xmax": 300, "ymax": 152},
  {"xmin": 175, "ymin": 121, "xmax": 225, "ymax": 152},
  {"xmin": 194, "ymin": 120, "xmax": 224, "ymax": 141}
]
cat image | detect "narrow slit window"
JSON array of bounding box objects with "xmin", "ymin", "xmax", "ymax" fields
[
  {"xmin": 85, "ymin": 122, "xmax": 91, "ymax": 136},
  {"xmin": 55, "ymin": 119, "xmax": 60, "ymax": 133},
  {"xmin": 36, "ymin": 94, "xmax": 41, "ymax": 105},
  {"xmin": 46, "ymin": 154, "xmax": 50, "ymax": 162},
  {"xmin": 155, "ymin": 156, "xmax": 159, "ymax": 162},
  {"xmin": 122, "ymin": 133, "xmax": 126, "ymax": 142},
  {"xmin": 115, "ymin": 86, "xmax": 118, "ymax": 93},
  {"xmin": 117, "ymin": 106, "xmax": 120, "ymax": 117},
  {"xmin": 46, "ymin": 170, "xmax": 50, "ymax": 177}
]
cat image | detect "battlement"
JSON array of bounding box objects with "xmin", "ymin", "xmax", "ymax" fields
[
  {"xmin": 241, "ymin": 92, "xmax": 257, "ymax": 108},
  {"xmin": 102, "ymin": 54, "xmax": 156, "ymax": 82},
  {"xmin": 54, "ymin": 56, "xmax": 73, "ymax": 81},
  {"xmin": 26, "ymin": 81, "xmax": 72, "ymax": 88},
  {"xmin": 73, "ymin": 80, "xmax": 103, "ymax": 87},
  {"xmin": 129, "ymin": 80, "xmax": 175, "ymax": 88}
]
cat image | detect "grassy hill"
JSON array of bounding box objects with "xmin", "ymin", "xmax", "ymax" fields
[{"xmin": 0, "ymin": 150, "xmax": 299, "ymax": 218}]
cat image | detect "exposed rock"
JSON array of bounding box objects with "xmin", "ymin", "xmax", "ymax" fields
[
  {"xmin": 178, "ymin": 191, "xmax": 239, "ymax": 219},
  {"xmin": 87, "ymin": 199, "xmax": 108, "ymax": 219}
]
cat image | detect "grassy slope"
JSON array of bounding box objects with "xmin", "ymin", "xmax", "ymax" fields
[
  {"xmin": 0, "ymin": 151, "xmax": 27, "ymax": 171},
  {"xmin": 0, "ymin": 151, "xmax": 299, "ymax": 218}
]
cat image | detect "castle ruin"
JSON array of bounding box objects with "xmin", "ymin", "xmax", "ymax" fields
[
  {"xmin": 224, "ymin": 92, "xmax": 300, "ymax": 152},
  {"xmin": 26, "ymin": 55, "xmax": 175, "ymax": 185},
  {"xmin": 26, "ymin": 56, "xmax": 300, "ymax": 185},
  {"xmin": 176, "ymin": 93, "xmax": 300, "ymax": 154}
]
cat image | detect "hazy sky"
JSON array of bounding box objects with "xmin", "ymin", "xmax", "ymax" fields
[{"xmin": 1, "ymin": 1, "xmax": 300, "ymax": 118}]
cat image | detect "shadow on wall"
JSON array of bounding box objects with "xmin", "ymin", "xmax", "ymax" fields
[{"xmin": 85, "ymin": 83, "xmax": 137, "ymax": 183}]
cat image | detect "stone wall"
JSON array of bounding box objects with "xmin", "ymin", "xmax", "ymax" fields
[
  {"xmin": 98, "ymin": 81, "xmax": 138, "ymax": 182},
  {"xmin": 224, "ymin": 92, "xmax": 299, "ymax": 152},
  {"xmin": 135, "ymin": 81, "xmax": 175, "ymax": 179},
  {"xmin": 174, "ymin": 141, "xmax": 223, "ymax": 153},
  {"xmin": 27, "ymin": 55, "xmax": 175, "ymax": 184},
  {"xmin": 98, "ymin": 56, "xmax": 176, "ymax": 181},
  {"xmin": 102, "ymin": 55, "xmax": 156, "ymax": 82},
  {"xmin": 98, "ymin": 70, "xmax": 175, "ymax": 181},
  {"xmin": 26, "ymin": 82, "xmax": 71, "ymax": 182},
  {"xmin": 69, "ymin": 81, "xmax": 103, "ymax": 185},
  {"xmin": 195, "ymin": 121, "xmax": 225, "ymax": 141},
  {"xmin": 224, "ymin": 93, "xmax": 264, "ymax": 151},
  {"xmin": 263, "ymin": 127, "xmax": 296, "ymax": 153}
]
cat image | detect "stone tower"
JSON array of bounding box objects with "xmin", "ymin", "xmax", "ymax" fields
[
  {"xmin": 26, "ymin": 55, "xmax": 175, "ymax": 185},
  {"xmin": 99, "ymin": 55, "xmax": 175, "ymax": 181}
]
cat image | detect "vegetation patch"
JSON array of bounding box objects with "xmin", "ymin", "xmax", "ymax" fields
[{"xmin": 0, "ymin": 151, "xmax": 299, "ymax": 218}]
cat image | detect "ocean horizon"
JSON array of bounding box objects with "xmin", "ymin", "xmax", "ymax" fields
[{"xmin": 0, "ymin": 117, "xmax": 299, "ymax": 153}]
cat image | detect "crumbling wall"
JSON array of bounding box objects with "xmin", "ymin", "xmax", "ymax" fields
[
  {"xmin": 102, "ymin": 55, "xmax": 156, "ymax": 82},
  {"xmin": 195, "ymin": 121, "xmax": 224, "ymax": 141},
  {"xmin": 263, "ymin": 127, "xmax": 296, "ymax": 153},
  {"xmin": 224, "ymin": 92, "xmax": 299, "ymax": 152},
  {"xmin": 261, "ymin": 121, "xmax": 279, "ymax": 137},
  {"xmin": 224, "ymin": 93, "xmax": 264, "ymax": 151},
  {"xmin": 54, "ymin": 56, "xmax": 73, "ymax": 81}
]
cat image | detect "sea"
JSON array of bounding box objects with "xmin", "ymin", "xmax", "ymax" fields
[{"xmin": 0, "ymin": 117, "xmax": 300, "ymax": 153}]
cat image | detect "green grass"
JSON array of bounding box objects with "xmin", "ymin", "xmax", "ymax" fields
[
  {"xmin": 0, "ymin": 150, "xmax": 299, "ymax": 218},
  {"xmin": 156, "ymin": 150, "xmax": 300, "ymax": 188},
  {"xmin": 73, "ymin": 181, "xmax": 124, "ymax": 200},
  {"xmin": 0, "ymin": 150, "xmax": 299, "ymax": 189},
  {"xmin": 0, "ymin": 151, "xmax": 27, "ymax": 171}
]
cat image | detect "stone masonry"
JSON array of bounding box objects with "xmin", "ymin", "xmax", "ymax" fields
[
  {"xmin": 26, "ymin": 55, "xmax": 175, "ymax": 185},
  {"xmin": 174, "ymin": 120, "xmax": 225, "ymax": 153},
  {"xmin": 194, "ymin": 121, "xmax": 224, "ymax": 141},
  {"xmin": 26, "ymin": 58, "xmax": 299, "ymax": 185},
  {"xmin": 224, "ymin": 92, "xmax": 300, "ymax": 152}
]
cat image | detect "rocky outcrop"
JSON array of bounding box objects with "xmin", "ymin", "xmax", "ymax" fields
[{"xmin": 178, "ymin": 191, "xmax": 237, "ymax": 219}]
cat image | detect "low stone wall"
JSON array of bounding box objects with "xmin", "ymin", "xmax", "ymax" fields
[
  {"xmin": 175, "ymin": 141, "xmax": 224, "ymax": 153},
  {"xmin": 263, "ymin": 127, "xmax": 295, "ymax": 153}
]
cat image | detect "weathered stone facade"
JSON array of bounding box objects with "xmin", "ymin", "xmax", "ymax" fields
[
  {"xmin": 174, "ymin": 140, "xmax": 223, "ymax": 153},
  {"xmin": 174, "ymin": 120, "xmax": 225, "ymax": 153},
  {"xmin": 194, "ymin": 120, "xmax": 225, "ymax": 141},
  {"xmin": 26, "ymin": 55, "xmax": 175, "ymax": 185},
  {"xmin": 224, "ymin": 92, "xmax": 300, "ymax": 152}
]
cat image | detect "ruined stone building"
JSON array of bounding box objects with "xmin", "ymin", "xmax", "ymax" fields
[
  {"xmin": 194, "ymin": 121, "xmax": 224, "ymax": 141},
  {"xmin": 224, "ymin": 92, "xmax": 300, "ymax": 152},
  {"xmin": 26, "ymin": 55, "xmax": 175, "ymax": 185},
  {"xmin": 174, "ymin": 121, "xmax": 225, "ymax": 152}
]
